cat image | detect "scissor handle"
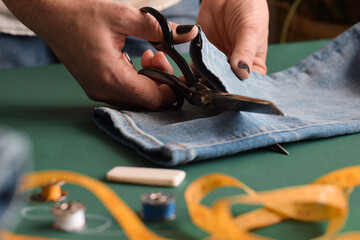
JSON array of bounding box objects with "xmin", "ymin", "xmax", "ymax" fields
[
  {"xmin": 140, "ymin": 7, "xmax": 199, "ymax": 86},
  {"xmin": 139, "ymin": 68, "xmax": 190, "ymax": 110},
  {"xmin": 140, "ymin": 7, "xmax": 173, "ymax": 52}
]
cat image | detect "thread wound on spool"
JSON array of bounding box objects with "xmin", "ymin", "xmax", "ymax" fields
[
  {"xmin": 31, "ymin": 180, "xmax": 67, "ymax": 202},
  {"xmin": 140, "ymin": 192, "xmax": 175, "ymax": 221},
  {"xmin": 51, "ymin": 201, "xmax": 86, "ymax": 232}
]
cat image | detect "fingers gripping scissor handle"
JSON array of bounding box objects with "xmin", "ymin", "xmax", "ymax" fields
[
  {"xmin": 139, "ymin": 7, "xmax": 199, "ymax": 87},
  {"xmin": 139, "ymin": 68, "xmax": 187, "ymax": 110},
  {"xmin": 139, "ymin": 7, "xmax": 284, "ymax": 116}
]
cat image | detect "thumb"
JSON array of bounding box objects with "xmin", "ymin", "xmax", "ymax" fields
[
  {"xmin": 229, "ymin": 32, "xmax": 267, "ymax": 80},
  {"xmin": 123, "ymin": 6, "xmax": 197, "ymax": 44}
]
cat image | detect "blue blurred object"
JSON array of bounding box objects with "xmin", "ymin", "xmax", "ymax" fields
[{"xmin": 0, "ymin": 127, "xmax": 31, "ymax": 230}]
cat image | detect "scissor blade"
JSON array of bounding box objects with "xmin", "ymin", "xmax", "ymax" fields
[{"xmin": 209, "ymin": 93, "xmax": 285, "ymax": 116}]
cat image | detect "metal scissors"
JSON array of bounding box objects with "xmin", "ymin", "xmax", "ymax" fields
[{"xmin": 139, "ymin": 7, "xmax": 284, "ymax": 116}]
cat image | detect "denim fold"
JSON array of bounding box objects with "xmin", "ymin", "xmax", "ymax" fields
[{"xmin": 93, "ymin": 22, "xmax": 360, "ymax": 166}]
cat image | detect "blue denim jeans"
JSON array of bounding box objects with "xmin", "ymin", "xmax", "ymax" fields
[{"xmin": 93, "ymin": 22, "xmax": 360, "ymax": 166}]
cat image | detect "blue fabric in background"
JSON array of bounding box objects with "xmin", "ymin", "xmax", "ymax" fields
[
  {"xmin": 0, "ymin": 33, "xmax": 57, "ymax": 69},
  {"xmin": 93, "ymin": 22, "xmax": 360, "ymax": 166}
]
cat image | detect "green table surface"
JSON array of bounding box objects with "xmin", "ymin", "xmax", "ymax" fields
[{"xmin": 1, "ymin": 40, "xmax": 360, "ymax": 240}]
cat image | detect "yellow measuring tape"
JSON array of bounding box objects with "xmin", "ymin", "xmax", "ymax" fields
[{"xmin": 2, "ymin": 166, "xmax": 360, "ymax": 240}]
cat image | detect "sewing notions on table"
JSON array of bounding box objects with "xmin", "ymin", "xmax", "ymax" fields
[
  {"xmin": 140, "ymin": 192, "xmax": 176, "ymax": 221},
  {"xmin": 31, "ymin": 180, "xmax": 67, "ymax": 202},
  {"xmin": 51, "ymin": 201, "xmax": 87, "ymax": 232}
]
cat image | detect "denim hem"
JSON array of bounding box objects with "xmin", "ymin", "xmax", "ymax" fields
[{"xmin": 93, "ymin": 106, "xmax": 360, "ymax": 166}]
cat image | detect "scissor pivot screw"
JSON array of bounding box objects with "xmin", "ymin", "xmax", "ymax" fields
[{"xmin": 200, "ymin": 95, "xmax": 212, "ymax": 105}]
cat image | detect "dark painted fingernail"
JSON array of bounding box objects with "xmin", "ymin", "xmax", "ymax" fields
[
  {"xmin": 238, "ymin": 61, "xmax": 250, "ymax": 74},
  {"xmin": 124, "ymin": 52, "xmax": 133, "ymax": 64},
  {"xmin": 176, "ymin": 25, "xmax": 194, "ymax": 34}
]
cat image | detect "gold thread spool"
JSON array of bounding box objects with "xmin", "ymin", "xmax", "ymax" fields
[{"xmin": 31, "ymin": 180, "xmax": 67, "ymax": 202}]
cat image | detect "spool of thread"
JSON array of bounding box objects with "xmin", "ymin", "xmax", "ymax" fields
[
  {"xmin": 51, "ymin": 201, "xmax": 86, "ymax": 232},
  {"xmin": 32, "ymin": 180, "xmax": 67, "ymax": 202},
  {"xmin": 140, "ymin": 192, "xmax": 176, "ymax": 221}
]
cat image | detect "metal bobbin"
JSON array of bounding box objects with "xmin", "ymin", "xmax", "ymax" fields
[
  {"xmin": 31, "ymin": 180, "xmax": 67, "ymax": 202},
  {"xmin": 140, "ymin": 192, "xmax": 176, "ymax": 221},
  {"xmin": 51, "ymin": 201, "xmax": 87, "ymax": 232}
]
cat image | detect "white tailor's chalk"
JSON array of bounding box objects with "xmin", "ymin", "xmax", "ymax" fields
[{"xmin": 106, "ymin": 166, "xmax": 186, "ymax": 187}]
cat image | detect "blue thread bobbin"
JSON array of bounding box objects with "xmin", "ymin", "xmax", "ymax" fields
[{"xmin": 140, "ymin": 192, "xmax": 176, "ymax": 221}]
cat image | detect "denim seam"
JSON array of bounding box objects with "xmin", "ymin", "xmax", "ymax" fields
[
  {"xmin": 171, "ymin": 142, "xmax": 190, "ymax": 164},
  {"xmin": 121, "ymin": 113, "xmax": 163, "ymax": 146},
  {"xmin": 182, "ymin": 117, "xmax": 360, "ymax": 148}
]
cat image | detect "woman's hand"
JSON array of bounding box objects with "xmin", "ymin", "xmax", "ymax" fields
[
  {"xmin": 3, "ymin": 0, "xmax": 197, "ymax": 109},
  {"xmin": 197, "ymin": 0, "xmax": 269, "ymax": 79}
]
